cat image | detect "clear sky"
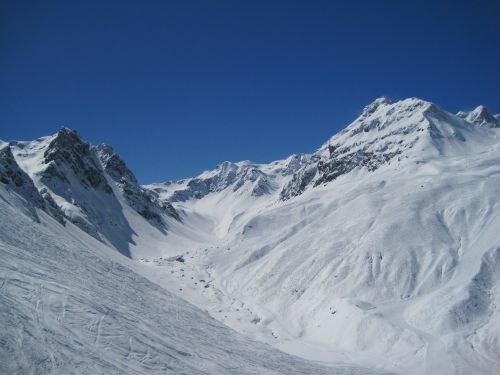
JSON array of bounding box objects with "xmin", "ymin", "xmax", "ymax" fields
[{"xmin": 1, "ymin": 0, "xmax": 499, "ymax": 183}]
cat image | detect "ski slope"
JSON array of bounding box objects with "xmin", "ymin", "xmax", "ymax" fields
[{"xmin": 0, "ymin": 185, "xmax": 380, "ymax": 375}]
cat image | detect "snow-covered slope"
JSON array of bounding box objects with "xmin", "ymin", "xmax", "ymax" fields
[
  {"xmin": 2, "ymin": 97, "xmax": 500, "ymax": 374},
  {"xmin": 0, "ymin": 184, "xmax": 379, "ymax": 375},
  {"xmin": 145, "ymin": 98, "xmax": 500, "ymax": 374}
]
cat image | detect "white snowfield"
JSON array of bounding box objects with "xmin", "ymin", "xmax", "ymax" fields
[
  {"xmin": 1, "ymin": 97, "xmax": 500, "ymax": 374},
  {"xmin": 0, "ymin": 188, "xmax": 380, "ymax": 375}
]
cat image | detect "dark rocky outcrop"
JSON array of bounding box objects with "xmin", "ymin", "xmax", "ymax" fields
[
  {"xmin": 41, "ymin": 128, "xmax": 113, "ymax": 193},
  {"xmin": 167, "ymin": 161, "xmax": 273, "ymax": 202},
  {"xmin": 96, "ymin": 144, "xmax": 180, "ymax": 226},
  {"xmin": 0, "ymin": 143, "xmax": 65, "ymax": 224}
]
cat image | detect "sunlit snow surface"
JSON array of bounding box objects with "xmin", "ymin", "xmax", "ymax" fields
[
  {"xmin": 0, "ymin": 188, "xmax": 380, "ymax": 375},
  {"xmin": 2, "ymin": 98, "xmax": 500, "ymax": 374},
  {"xmin": 146, "ymin": 99, "xmax": 500, "ymax": 375}
]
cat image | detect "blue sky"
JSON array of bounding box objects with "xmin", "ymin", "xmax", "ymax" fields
[{"xmin": 1, "ymin": 0, "xmax": 499, "ymax": 183}]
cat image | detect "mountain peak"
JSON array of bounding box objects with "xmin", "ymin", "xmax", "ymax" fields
[
  {"xmin": 42, "ymin": 128, "xmax": 112, "ymax": 193},
  {"xmin": 470, "ymin": 105, "xmax": 492, "ymax": 119},
  {"xmin": 469, "ymin": 105, "xmax": 498, "ymax": 127},
  {"xmin": 53, "ymin": 127, "xmax": 82, "ymax": 144},
  {"xmin": 457, "ymin": 105, "xmax": 499, "ymax": 127},
  {"xmin": 328, "ymin": 97, "xmax": 433, "ymax": 146},
  {"xmin": 46, "ymin": 127, "xmax": 88, "ymax": 159},
  {"xmin": 280, "ymin": 97, "xmax": 472, "ymax": 199},
  {"xmin": 360, "ymin": 96, "xmax": 394, "ymax": 117},
  {"xmin": 57, "ymin": 126, "xmax": 78, "ymax": 135},
  {"xmin": 359, "ymin": 97, "xmax": 433, "ymax": 121}
]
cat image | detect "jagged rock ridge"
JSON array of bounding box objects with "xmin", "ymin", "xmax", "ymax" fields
[
  {"xmin": 96, "ymin": 144, "xmax": 180, "ymax": 226},
  {"xmin": 5, "ymin": 128, "xmax": 179, "ymax": 255}
]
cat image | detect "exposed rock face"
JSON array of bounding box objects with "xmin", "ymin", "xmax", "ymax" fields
[
  {"xmin": 38, "ymin": 187, "xmax": 66, "ymax": 224},
  {"xmin": 4, "ymin": 129, "xmax": 180, "ymax": 256},
  {"xmin": 314, "ymin": 146, "xmax": 402, "ymax": 187},
  {"xmin": 96, "ymin": 144, "xmax": 180, "ymax": 225},
  {"xmin": 0, "ymin": 144, "xmax": 32, "ymax": 188},
  {"xmin": 151, "ymin": 98, "xmax": 497, "ymax": 206},
  {"xmin": 165, "ymin": 161, "xmax": 274, "ymax": 202},
  {"xmin": 28, "ymin": 129, "xmax": 127, "ymax": 242},
  {"xmin": 0, "ymin": 143, "xmax": 43, "ymax": 205},
  {"xmin": 152, "ymin": 98, "xmax": 435, "ymax": 202},
  {"xmin": 0, "ymin": 143, "xmax": 65, "ymax": 224},
  {"xmin": 279, "ymin": 161, "xmax": 318, "ymax": 200},
  {"xmin": 41, "ymin": 128, "xmax": 112, "ymax": 193},
  {"xmin": 280, "ymin": 98, "xmax": 465, "ymax": 200}
]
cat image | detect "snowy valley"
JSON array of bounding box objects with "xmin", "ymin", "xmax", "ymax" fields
[{"xmin": 1, "ymin": 97, "xmax": 500, "ymax": 374}]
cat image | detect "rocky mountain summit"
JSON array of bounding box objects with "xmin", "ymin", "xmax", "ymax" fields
[
  {"xmin": 41, "ymin": 127, "xmax": 113, "ymax": 193},
  {"xmin": 150, "ymin": 160, "xmax": 277, "ymax": 203},
  {"xmin": 6, "ymin": 128, "xmax": 179, "ymax": 254},
  {"xmin": 153, "ymin": 97, "xmax": 498, "ymax": 203},
  {"xmin": 457, "ymin": 105, "xmax": 500, "ymax": 127}
]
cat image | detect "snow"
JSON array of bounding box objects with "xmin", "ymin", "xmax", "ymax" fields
[
  {"xmin": 457, "ymin": 105, "xmax": 500, "ymax": 128},
  {"xmin": 0, "ymin": 185, "xmax": 380, "ymax": 375},
  {"xmin": 2, "ymin": 97, "xmax": 500, "ymax": 374},
  {"xmin": 142, "ymin": 98, "xmax": 500, "ymax": 374}
]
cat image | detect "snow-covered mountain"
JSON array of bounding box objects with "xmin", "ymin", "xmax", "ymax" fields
[
  {"xmin": 146, "ymin": 98, "xmax": 500, "ymax": 374},
  {"xmin": 2, "ymin": 97, "xmax": 500, "ymax": 374},
  {"xmin": 457, "ymin": 105, "xmax": 500, "ymax": 128},
  {"xmin": 7, "ymin": 128, "xmax": 180, "ymax": 255}
]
